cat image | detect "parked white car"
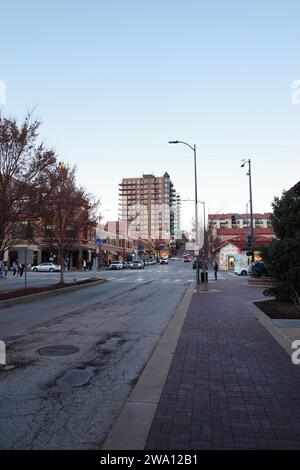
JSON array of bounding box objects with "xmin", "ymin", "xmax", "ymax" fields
[
  {"xmin": 110, "ymin": 261, "xmax": 123, "ymax": 270},
  {"xmin": 31, "ymin": 262, "xmax": 61, "ymax": 272},
  {"xmin": 234, "ymin": 264, "xmax": 251, "ymax": 276}
]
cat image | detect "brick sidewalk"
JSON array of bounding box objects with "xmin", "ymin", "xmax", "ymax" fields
[{"xmin": 145, "ymin": 278, "xmax": 300, "ymax": 450}]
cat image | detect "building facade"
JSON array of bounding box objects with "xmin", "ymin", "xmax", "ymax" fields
[
  {"xmin": 118, "ymin": 173, "xmax": 178, "ymax": 255},
  {"xmin": 208, "ymin": 212, "xmax": 275, "ymax": 270}
]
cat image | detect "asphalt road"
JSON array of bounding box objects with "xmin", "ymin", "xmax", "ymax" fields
[
  {"xmin": 0, "ymin": 261, "xmax": 210, "ymax": 449},
  {"xmin": 0, "ymin": 262, "xmax": 241, "ymax": 449}
]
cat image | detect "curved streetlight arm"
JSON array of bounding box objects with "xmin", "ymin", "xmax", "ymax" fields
[{"xmin": 168, "ymin": 140, "xmax": 195, "ymax": 151}]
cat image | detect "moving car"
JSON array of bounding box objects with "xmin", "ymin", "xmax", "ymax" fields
[
  {"xmin": 159, "ymin": 258, "xmax": 169, "ymax": 265},
  {"xmin": 183, "ymin": 256, "xmax": 192, "ymax": 263},
  {"xmin": 31, "ymin": 262, "xmax": 61, "ymax": 272},
  {"xmin": 110, "ymin": 261, "xmax": 123, "ymax": 270},
  {"xmin": 131, "ymin": 260, "xmax": 144, "ymax": 269}
]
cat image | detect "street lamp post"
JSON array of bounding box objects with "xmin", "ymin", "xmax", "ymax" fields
[
  {"xmin": 198, "ymin": 200, "xmax": 208, "ymax": 288},
  {"xmin": 241, "ymin": 159, "xmax": 255, "ymax": 263},
  {"xmin": 169, "ymin": 140, "xmax": 200, "ymax": 284}
]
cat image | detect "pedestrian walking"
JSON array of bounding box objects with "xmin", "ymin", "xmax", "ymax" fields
[
  {"xmin": 0, "ymin": 259, "xmax": 3, "ymax": 279},
  {"xmin": 3, "ymin": 261, "xmax": 8, "ymax": 278},
  {"xmin": 19, "ymin": 264, "xmax": 24, "ymax": 277},
  {"xmin": 82, "ymin": 259, "xmax": 87, "ymax": 272},
  {"xmin": 13, "ymin": 261, "xmax": 19, "ymax": 277},
  {"xmin": 213, "ymin": 260, "xmax": 219, "ymax": 280}
]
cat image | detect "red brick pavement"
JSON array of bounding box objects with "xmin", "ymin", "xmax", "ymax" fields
[{"xmin": 145, "ymin": 276, "xmax": 300, "ymax": 450}]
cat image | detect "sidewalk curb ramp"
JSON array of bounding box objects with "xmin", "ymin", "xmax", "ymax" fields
[
  {"xmin": 101, "ymin": 282, "xmax": 195, "ymax": 450},
  {"xmin": 0, "ymin": 278, "xmax": 107, "ymax": 308}
]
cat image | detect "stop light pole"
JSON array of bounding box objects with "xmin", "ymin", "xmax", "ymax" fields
[{"xmin": 241, "ymin": 158, "xmax": 255, "ymax": 263}]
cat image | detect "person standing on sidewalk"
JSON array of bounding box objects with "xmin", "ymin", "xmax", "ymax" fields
[
  {"xmin": 3, "ymin": 261, "xmax": 8, "ymax": 278},
  {"xmin": 213, "ymin": 260, "xmax": 219, "ymax": 280}
]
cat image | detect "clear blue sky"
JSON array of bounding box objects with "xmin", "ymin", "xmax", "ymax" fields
[{"xmin": 1, "ymin": 0, "xmax": 300, "ymax": 229}]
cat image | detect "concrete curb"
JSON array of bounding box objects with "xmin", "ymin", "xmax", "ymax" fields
[
  {"xmin": 101, "ymin": 282, "xmax": 196, "ymax": 450},
  {"xmin": 0, "ymin": 278, "xmax": 107, "ymax": 308},
  {"xmin": 246, "ymin": 300, "xmax": 293, "ymax": 356}
]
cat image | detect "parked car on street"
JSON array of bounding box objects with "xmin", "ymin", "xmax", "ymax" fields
[
  {"xmin": 131, "ymin": 260, "xmax": 144, "ymax": 269},
  {"xmin": 31, "ymin": 262, "xmax": 61, "ymax": 272},
  {"xmin": 234, "ymin": 264, "xmax": 251, "ymax": 276},
  {"xmin": 123, "ymin": 261, "xmax": 132, "ymax": 269},
  {"xmin": 250, "ymin": 262, "xmax": 268, "ymax": 277},
  {"xmin": 110, "ymin": 261, "xmax": 123, "ymax": 270}
]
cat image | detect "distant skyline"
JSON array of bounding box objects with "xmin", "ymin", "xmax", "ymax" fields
[{"xmin": 1, "ymin": 0, "xmax": 300, "ymax": 230}]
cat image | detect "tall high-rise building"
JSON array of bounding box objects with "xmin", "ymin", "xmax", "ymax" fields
[
  {"xmin": 173, "ymin": 192, "xmax": 182, "ymax": 239},
  {"xmin": 118, "ymin": 173, "xmax": 178, "ymax": 244}
]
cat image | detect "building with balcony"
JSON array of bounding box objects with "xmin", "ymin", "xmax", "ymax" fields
[{"xmin": 118, "ymin": 173, "xmax": 179, "ymax": 255}]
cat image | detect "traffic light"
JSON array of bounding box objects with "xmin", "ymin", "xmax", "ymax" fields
[
  {"xmin": 231, "ymin": 215, "xmax": 236, "ymax": 224},
  {"xmin": 246, "ymin": 234, "xmax": 253, "ymax": 256}
]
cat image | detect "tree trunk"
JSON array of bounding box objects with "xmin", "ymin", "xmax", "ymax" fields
[{"xmin": 59, "ymin": 247, "xmax": 64, "ymax": 284}]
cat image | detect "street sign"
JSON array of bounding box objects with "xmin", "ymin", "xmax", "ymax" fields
[
  {"xmin": 18, "ymin": 248, "xmax": 34, "ymax": 265},
  {"xmin": 95, "ymin": 238, "xmax": 107, "ymax": 245}
]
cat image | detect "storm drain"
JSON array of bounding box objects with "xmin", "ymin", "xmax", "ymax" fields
[{"xmin": 38, "ymin": 345, "xmax": 80, "ymax": 356}]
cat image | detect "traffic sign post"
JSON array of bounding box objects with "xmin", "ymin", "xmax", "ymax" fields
[{"xmin": 18, "ymin": 248, "xmax": 34, "ymax": 289}]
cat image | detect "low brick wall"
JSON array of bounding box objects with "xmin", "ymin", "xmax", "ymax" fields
[{"xmin": 248, "ymin": 277, "xmax": 273, "ymax": 287}]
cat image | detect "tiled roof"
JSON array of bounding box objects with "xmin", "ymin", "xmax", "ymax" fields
[
  {"xmin": 216, "ymin": 227, "xmax": 275, "ymax": 235},
  {"xmin": 208, "ymin": 213, "xmax": 272, "ymax": 219}
]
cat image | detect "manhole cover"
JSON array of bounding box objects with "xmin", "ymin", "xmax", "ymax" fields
[{"xmin": 38, "ymin": 345, "xmax": 79, "ymax": 356}]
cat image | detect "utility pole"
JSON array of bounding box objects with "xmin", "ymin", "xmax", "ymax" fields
[{"xmin": 241, "ymin": 159, "xmax": 255, "ymax": 263}]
